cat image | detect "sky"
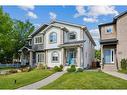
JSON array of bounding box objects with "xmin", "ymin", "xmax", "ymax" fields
[{"xmin": 2, "ymin": 6, "xmax": 127, "ymax": 49}]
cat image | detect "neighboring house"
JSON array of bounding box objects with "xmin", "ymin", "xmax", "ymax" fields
[
  {"xmin": 19, "ymin": 20, "xmax": 95, "ymax": 68},
  {"xmin": 99, "ymin": 11, "xmax": 127, "ymax": 71}
]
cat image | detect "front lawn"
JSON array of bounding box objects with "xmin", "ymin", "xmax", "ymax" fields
[
  {"xmin": 41, "ymin": 71, "xmax": 127, "ymax": 89},
  {"xmin": 118, "ymin": 69, "xmax": 127, "ymax": 74},
  {"xmin": 0, "ymin": 69, "xmax": 54, "ymax": 89}
]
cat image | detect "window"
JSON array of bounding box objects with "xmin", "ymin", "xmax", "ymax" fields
[
  {"xmin": 68, "ymin": 32, "xmax": 76, "ymax": 40},
  {"xmin": 37, "ymin": 53, "xmax": 44, "ymax": 62},
  {"xmin": 49, "ymin": 32, "xmax": 57, "ymax": 43},
  {"xmin": 52, "ymin": 51, "xmax": 59, "ymax": 62},
  {"xmin": 29, "ymin": 40, "xmax": 32, "ymax": 46},
  {"xmin": 107, "ymin": 28, "xmax": 112, "ymax": 33},
  {"xmin": 35, "ymin": 36, "xmax": 43, "ymax": 44}
]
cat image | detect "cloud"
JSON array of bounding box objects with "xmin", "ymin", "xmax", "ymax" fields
[
  {"xmin": 89, "ymin": 29, "xmax": 100, "ymax": 50},
  {"xmin": 83, "ymin": 17, "xmax": 98, "ymax": 23},
  {"xmin": 74, "ymin": 6, "xmax": 119, "ymax": 24},
  {"xmin": 27, "ymin": 11, "xmax": 38, "ymax": 19},
  {"xmin": 49, "ymin": 12, "xmax": 57, "ymax": 20},
  {"xmin": 74, "ymin": 6, "xmax": 86, "ymax": 18},
  {"xmin": 34, "ymin": 23, "xmax": 41, "ymax": 29},
  {"xmin": 87, "ymin": 6, "xmax": 119, "ymax": 18},
  {"xmin": 19, "ymin": 6, "xmax": 35, "ymax": 11}
]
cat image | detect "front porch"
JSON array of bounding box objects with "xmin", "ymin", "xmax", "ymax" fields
[
  {"xmin": 19, "ymin": 46, "xmax": 35, "ymax": 67},
  {"xmin": 60, "ymin": 41, "xmax": 84, "ymax": 68},
  {"xmin": 100, "ymin": 39, "xmax": 118, "ymax": 71}
]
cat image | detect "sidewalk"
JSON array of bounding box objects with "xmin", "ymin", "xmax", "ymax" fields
[
  {"xmin": 17, "ymin": 71, "xmax": 66, "ymax": 90},
  {"xmin": 103, "ymin": 70, "xmax": 127, "ymax": 80}
]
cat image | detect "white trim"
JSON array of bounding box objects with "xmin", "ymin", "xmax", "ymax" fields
[
  {"xmin": 103, "ymin": 49, "xmax": 115, "ymax": 64},
  {"xmin": 34, "ymin": 35, "xmax": 43, "ymax": 45},
  {"xmin": 36, "ymin": 52, "xmax": 45, "ymax": 63}
]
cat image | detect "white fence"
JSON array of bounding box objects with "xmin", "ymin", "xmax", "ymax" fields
[{"xmin": 0, "ymin": 63, "xmax": 21, "ymax": 68}]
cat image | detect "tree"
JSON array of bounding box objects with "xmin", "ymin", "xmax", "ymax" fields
[
  {"xmin": 0, "ymin": 7, "xmax": 14, "ymax": 63},
  {"xmin": 0, "ymin": 7, "xmax": 35, "ymax": 63},
  {"xmin": 95, "ymin": 49, "xmax": 101, "ymax": 61},
  {"xmin": 13, "ymin": 20, "xmax": 34, "ymax": 59}
]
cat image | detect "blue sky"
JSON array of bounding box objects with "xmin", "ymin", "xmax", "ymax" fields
[{"xmin": 2, "ymin": 6, "xmax": 127, "ymax": 49}]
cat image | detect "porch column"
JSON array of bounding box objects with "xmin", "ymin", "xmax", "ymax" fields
[
  {"xmin": 61, "ymin": 48, "xmax": 64, "ymax": 65},
  {"xmin": 20, "ymin": 52, "xmax": 23, "ymax": 65},
  {"xmin": 29, "ymin": 51, "xmax": 33, "ymax": 67},
  {"xmin": 77, "ymin": 47, "xmax": 81, "ymax": 67},
  {"xmin": 101, "ymin": 45, "xmax": 104, "ymax": 69},
  {"xmin": 45, "ymin": 50, "xmax": 48, "ymax": 65}
]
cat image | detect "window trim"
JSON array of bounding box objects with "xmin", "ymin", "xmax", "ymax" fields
[
  {"xmin": 51, "ymin": 51, "xmax": 59, "ymax": 63},
  {"xmin": 103, "ymin": 49, "xmax": 114, "ymax": 64},
  {"xmin": 68, "ymin": 32, "xmax": 77, "ymax": 41},
  {"xmin": 36, "ymin": 53, "xmax": 45, "ymax": 63},
  {"xmin": 105, "ymin": 26, "xmax": 113, "ymax": 34},
  {"xmin": 49, "ymin": 32, "xmax": 57, "ymax": 44},
  {"xmin": 34, "ymin": 36, "xmax": 43, "ymax": 45}
]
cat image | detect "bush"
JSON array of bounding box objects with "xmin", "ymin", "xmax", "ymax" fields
[
  {"xmin": 37, "ymin": 64, "xmax": 45, "ymax": 69},
  {"xmin": 53, "ymin": 66, "xmax": 62, "ymax": 72},
  {"xmin": 67, "ymin": 65, "xmax": 76, "ymax": 72},
  {"xmin": 9, "ymin": 69, "xmax": 17, "ymax": 74},
  {"xmin": 121, "ymin": 58, "xmax": 127, "ymax": 70},
  {"xmin": 60, "ymin": 64, "xmax": 63, "ymax": 69},
  {"xmin": 77, "ymin": 68, "xmax": 83, "ymax": 72},
  {"xmin": 22, "ymin": 67, "xmax": 31, "ymax": 72}
]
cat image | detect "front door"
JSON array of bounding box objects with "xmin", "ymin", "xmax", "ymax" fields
[
  {"xmin": 67, "ymin": 49, "xmax": 76, "ymax": 65},
  {"xmin": 104, "ymin": 49, "xmax": 114, "ymax": 64}
]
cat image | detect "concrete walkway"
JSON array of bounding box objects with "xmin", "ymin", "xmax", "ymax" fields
[
  {"xmin": 17, "ymin": 71, "xmax": 66, "ymax": 90},
  {"xmin": 103, "ymin": 70, "xmax": 127, "ymax": 80}
]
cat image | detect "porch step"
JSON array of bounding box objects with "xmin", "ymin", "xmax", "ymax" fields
[{"xmin": 103, "ymin": 64, "xmax": 117, "ymax": 71}]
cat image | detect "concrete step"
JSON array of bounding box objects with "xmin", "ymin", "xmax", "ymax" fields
[{"xmin": 103, "ymin": 64, "xmax": 117, "ymax": 71}]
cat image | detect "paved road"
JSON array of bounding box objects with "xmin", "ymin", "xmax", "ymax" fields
[
  {"xmin": 103, "ymin": 70, "xmax": 127, "ymax": 80},
  {"xmin": 17, "ymin": 71, "xmax": 66, "ymax": 90}
]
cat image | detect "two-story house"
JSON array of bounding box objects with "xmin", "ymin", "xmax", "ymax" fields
[
  {"xmin": 19, "ymin": 20, "xmax": 96, "ymax": 69},
  {"xmin": 99, "ymin": 11, "xmax": 127, "ymax": 71}
]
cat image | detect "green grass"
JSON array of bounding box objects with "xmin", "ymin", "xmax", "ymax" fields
[
  {"xmin": 41, "ymin": 71, "xmax": 127, "ymax": 89},
  {"xmin": 0, "ymin": 67, "xmax": 16, "ymax": 70},
  {"xmin": 0, "ymin": 69, "xmax": 54, "ymax": 89},
  {"xmin": 118, "ymin": 69, "xmax": 127, "ymax": 74}
]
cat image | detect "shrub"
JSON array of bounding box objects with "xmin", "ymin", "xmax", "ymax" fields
[
  {"xmin": 121, "ymin": 58, "xmax": 127, "ymax": 70},
  {"xmin": 22, "ymin": 67, "xmax": 31, "ymax": 72},
  {"xmin": 77, "ymin": 68, "xmax": 83, "ymax": 72},
  {"xmin": 9, "ymin": 69, "xmax": 17, "ymax": 74},
  {"xmin": 60, "ymin": 64, "xmax": 63, "ymax": 69},
  {"xmin": 37, "ymin": 64, "xmax": 45, "ymax": 69},
  {"xmin": 67, "ymin": 65, "xmax": 76, "ymax": 72},
  {"xmin": 53, "ymin": 66, "xmax": 62, "ymax": 72}
]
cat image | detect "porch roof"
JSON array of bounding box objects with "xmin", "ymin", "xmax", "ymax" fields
[
  {"xmin": 59, "ymin": 40, "xmax": 86, "ymax": 48},
  {"xmin": 18, "ymin": 46, "xmax": 33, "ymax": 52},
  {"xmin": 100, "ymin": 38, "xmax": 118, "ymax": 45}
]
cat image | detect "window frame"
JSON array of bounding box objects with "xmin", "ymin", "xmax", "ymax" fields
[
  {"xmin": 49, "ymin": 32, "xmax": 57, "ymax": 44},
  {"xmin": 36, "ymin": 53, "xmax": 45, "ymax": 63},
  {"xmin": 51, "ymin": 51, "xmax": 59, "ymax": 63},
  {"xmin": 103, "ymin": 49, "xmax": 114, "ymax": 64},
  {"xmin": 68, "ymin": 32, "xmax": 77, "ymax": 41},
  {"xmin": 34, "ymin": 36, "xmax": 43, "ymax": 44}
]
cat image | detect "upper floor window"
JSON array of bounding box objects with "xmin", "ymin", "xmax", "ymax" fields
[
  {"xmin": 106, "ymin": 28, "xmax": 112, "ymax": 33},
  {"xmin": 68, "ymin": 32, "xmax": 76, "ymax": 40},
  {"xmin": 49, "ymin": 32, "xmax": 57, "ymax": 43},
  {"xmin": 35, "ymin": 36, "xmax": 43, "ymax": 44},
  {"xmin": 52, "ymin": 51, "xmax": 59, "ymax": 62}
]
